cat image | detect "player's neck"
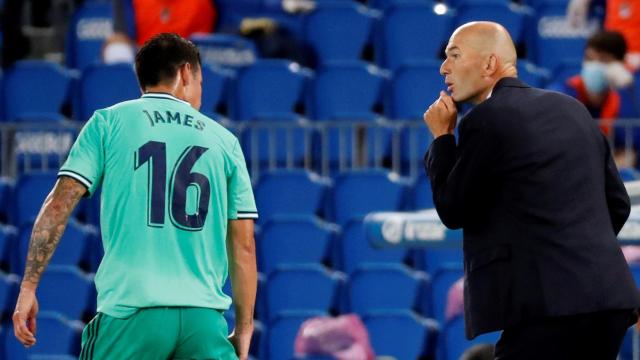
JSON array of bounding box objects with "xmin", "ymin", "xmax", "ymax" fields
[{"xmin": 144, "ymin": 84, "xmax": 185, "ymax": 101}]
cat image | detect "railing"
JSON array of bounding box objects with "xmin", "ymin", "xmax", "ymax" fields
[{"xmin": 1, "ymin": 118, "xmax": 640, "ymax": 180}]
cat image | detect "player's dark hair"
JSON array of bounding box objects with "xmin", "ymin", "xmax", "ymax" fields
[
  {"xmin": 586, "ymin": 31, "xmax": 627, "ymax": 61},
  {"xmin": 135, "ymin": 33, "xmax": 201, "ymax": 90}
]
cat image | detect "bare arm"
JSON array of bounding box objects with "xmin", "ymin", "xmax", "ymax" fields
[
  {"xmin": 13, "ymin": 176, "xmax": 86, "ymax": 346},
  {"xmin": 226, "ymin": 219, "xmax": 257, "ymax": 360}
]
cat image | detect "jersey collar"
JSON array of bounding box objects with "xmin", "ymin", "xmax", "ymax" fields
[{"xmin": 141, "ymin": 92, "xmax": 191, "ymax": 106}]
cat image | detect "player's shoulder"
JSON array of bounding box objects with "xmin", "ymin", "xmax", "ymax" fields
[
  {"xmin": 199, "ymin": 113, "xmax": 239, "ymax": 149},
  {"xmin": 90, "ymin": 98, "xmax": 144, "ymax": 122}
]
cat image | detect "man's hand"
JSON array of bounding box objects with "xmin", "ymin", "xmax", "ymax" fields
[
  {"xmin": 229, "ymin": 328, "xmax": 253, "ymax": 360},
  {"xmin": 13, "ymin": 286, "xmax": 39, "ymax": 347},
  {"xmin": 424, "ymin": 91, "xmax": 458, "ymax": 138}
]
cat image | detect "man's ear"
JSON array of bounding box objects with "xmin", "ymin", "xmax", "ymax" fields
[
  {"xmin": 484, "ymin": 54, "xmax": 498, "ymax": 76},
  {"xmin": 180, "ymin": 63, "xmax": 192, "ymax": 87}
]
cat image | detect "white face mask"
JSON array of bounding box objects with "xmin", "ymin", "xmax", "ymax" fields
[
  {"xmin": 605, "ymin": 61, "xmax": 634, "ymax": 89},
  {"xmin": 103, "ymin": 42, "xmax": 135, "ymax": 64}
]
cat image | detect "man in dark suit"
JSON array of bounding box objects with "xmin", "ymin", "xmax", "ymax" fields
[{"xmin": 424, "ymin": 21, "xmax": 640, "ymax": 359}]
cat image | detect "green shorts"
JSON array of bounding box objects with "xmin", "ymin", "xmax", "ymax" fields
[{"xmin": 78, "ymin": 307, "xmax": 237, "ymax": 360}]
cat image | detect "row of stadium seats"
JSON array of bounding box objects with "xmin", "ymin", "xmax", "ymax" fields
[
  {"xmin": 2, "ymin": 59, "xmax": 557, "ymax": 123},
  {"xmin": 69, "ymin": 0, "xmax": 595, "ymax": 74},
  {"xmin": 0, "ymin": 169, "xmax": 436, "ymax": 228}
]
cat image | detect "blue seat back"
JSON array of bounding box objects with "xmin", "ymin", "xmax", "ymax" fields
[
  {"xmin": 39, "ymin": 265, "xmax": 93, "ymax": 320},
  {"xmin": 258, "ymin": 216, "xmax": 334, "ymax": 274},
  {"xmin": 200, "ymin": 64, "xmax": 231, "ymax": 120},
  {"xmin": 517, "ymin": 60, "xmax": 550, "ymax": 88},
  {"xmin": 431, "ymin": 263, "xmax": 464, "ymax": 324},
  {"xmin": 364, "ymin": 310, "xmax": 437, "ymax": 359},
  {"xmin": 233, "ymin": 60, "xmax": 308, "ymax": 121},
  {"xmin": 377, "ymin": 3, "xmax": 453, "ymax": 71},
  {"xmin": 29, "ymin": 312, "xmax": 82, "ymax": 355},
  {"xmin": 266, "ymin": 264, "xmax": 340, "ymax": 321},
  {"xmin": 332, "ymin": 170, "xmax": 406, "ymax": 224},
  {"xmin": 413, "ymin": 173, "xmax": 435, "ymax": 209},
  {"xmin": 349, "ymin": 264, "xmax": 424, "ymax": 314},
  {"xmin": 3, "ymin": 61, "xmax": 71, "ymax": 121},
  {"xmin": 304, "ymin": 3, "xmax": 376, "ymax": 65},
  {"xmin": 339, "ymin": 219, "xmax": 407, "ymax": 274},
  {"xmin": 267, "ymin": 311, "xmax": 326, "ymax": 360},
  {"xmin": 310, "ymin": 61, "xmax": 385, "ymax": 121},
  {"xmin": 65, "ymin": 2, "xmax": 113, "ymax": 70},
  {"xmin": 14, "ymin": 173, "xmax": 58, "ymax": 227},
  {"xmin": 191, "ymin": 34, "xmax": 258, "ymax": 70},
  {"xmin": 255, "ymin": 170, "xmax": 328, "ymax": 222},
  {"xmin": 388, "ymin": 61, "xmax": 443, "ymax": 120},
  {"xmin": 78, "ymin": 63, "xmax": 140, "ymax": 120},
  {"xmin": 454, "ymin": 2, "xmax": 527, "ymax": 44}
]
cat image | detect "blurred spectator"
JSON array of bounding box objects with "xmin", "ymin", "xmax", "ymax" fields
[
  {"xmin": 239, "ymin": 18, "xmax": 309, "ymax": 65},
  {"xmin": 445, "ymin": 277, "xmax": 465, "ymax": 322},
  {"xmin": 294, "ymin": 314, "xmax": 375, "ymax": 360},
  {"xmin": 567, "ymin": 0, "xmax": 640, "ymax": 71},
  {"xmin": 102, "ymin": 0, "xmax": 217, "ymax": 64},
  {"xmin": 547, "ymin": 31, "xmax": 639, "ymax": 167}
]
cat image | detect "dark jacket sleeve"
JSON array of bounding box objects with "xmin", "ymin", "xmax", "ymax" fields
[
  {"xmin": 603, "ymin": 135, "xmax": 631, "ymax": 234},
  {"xmin": 424, "ymin": 115, "xmax": 500, "ymax": 229}
]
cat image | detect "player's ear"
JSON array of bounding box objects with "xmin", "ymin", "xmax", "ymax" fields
[{"xmin": 180, "ymin": 63, "xmax": 192, "ymax": 87}]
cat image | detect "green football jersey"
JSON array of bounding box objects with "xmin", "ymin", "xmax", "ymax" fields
[{"xmin": 58, "ymin": 93, "xmax": 258, "ymax": 318}]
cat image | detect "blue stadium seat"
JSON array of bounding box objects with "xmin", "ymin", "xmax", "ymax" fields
[
  {"xmin": 309, "ymin": 61, "xmax": 389, "ymax": 167},
  {"xmin": 254, "ymin": 169, "xmax": 329, "ymax": 223},
  {"xmin": 348, "ymin": 264, "xmax": 427, "ymax": 315},
  {"xmin": 387, "ymin": 62, "xmax": 441, "ymax": 169},
  {"xmin": 200, "ymin": 64, "xmax": 232, "ymax": 121},
  {"xmin": 620, "ymin": 168, "xmax": 640, "ymax": 182},
  {"xmin": 550, "ymin": 59, "xmax": 582, "ymax": 85},
  {"xmin": 39, "ymin": 265, "xmax": 93, "ymax": 320},
  {"xmin": 3, "ymin": 61, "xmax": 71, "ymax": 122},
  {"xmin": 13, "ymin": 126, "xmax": 78, "ymax": 174},
  {"xmin": 430, "ymin": 263, "xmax": 464, "ymax": 324},
  {"xmin": 65, "ymin": 2, "xmax": 113, "ymax": 70},
  {"xmin": 619, "ymin": 326, "xmax": 637, "ymax": 360},
  {"xmin": 442, "ymin": 315, "xmax": 501, "ymax": 360},
  {"xmin": 413, "ymin": 173, "xmax": 435, "ymax": 210},
  {"xmin": 303, "ymin": 3, "xmax": 377, "ymax": 65},
  {"xmin": 77, "ymin": 63, "xmax": 140, "ymax": 121},
  {"xmin": 191, "ymin": 34, "xmax": 258, "ymax": 70},
  {"xmin": 14, "ymin": 172, "xmax": 58, "ymax": 227},
  {"xmin": 454, "ymin": 2, "xmax": 528, "ymax": 45},
  {"xmin": 0, "ymin": 226, "xmax": 17, "ymax": 271},
  {"xmin": 267, "ymin": 311, "xmax": 326, "ymax": 360},
  {"xmin": 420, "ymin": 248, "xmax": 463, "ymax": 276},
  {"xmin": 530, "ymin": 1, "xmax": 598, "ymax": 72},
  {"xmin": 28, "ymin": 311, "xmax": 83, "ymax": 355},
  {"xmin": 266, "ymin": 264, "xmax": 341, "ymax": 321},
  {"xmin": 0, "ymin": 272, "xmax": 19, "ymax": 317},
  {"xmin": 517, "ymin": 60, "xmax": 551, "ymax": 88},
  {"xmin": 331, "ymin": 170, "xmax": 407, "ymax": 224},
  {"xmin": 258, "ymin": 216, "xmax": 336, "ymax": 275},
  {"xmin": 376, "ymin": 2, "xmax": 453, "ymax": 71},
  {"xmin": 338, "ymin": 219, "xmax": 407, "ymax": 274},
  {"xmin": 364, "ymin": 310, "xmax": 439, "ymax": 359},
  {"xmin": 233, "ymin": 60, "xmax": 311, "ymax": 165},
  {"xmin": 0, "ymin": 177, "xmax": 14, "ymax": 223},
  {"xmin": 17, "ymin": 220, "xmax": 93, "ymax": 273}
]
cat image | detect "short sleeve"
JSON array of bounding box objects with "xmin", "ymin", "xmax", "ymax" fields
[
  {"xmin": 58, "ymin": 111, "xmax": 107, "ymax": 197},
  {"xmin": 227, "ymin": 140, "xmax": 258, "ymax": 220}
]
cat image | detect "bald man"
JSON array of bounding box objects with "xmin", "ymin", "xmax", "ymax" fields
[{"xmin": 424, "ymin": 22, "xmax": 640, "ymax": 359}]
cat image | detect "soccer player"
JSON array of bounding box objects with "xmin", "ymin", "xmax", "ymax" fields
[{"xmin": 12, "ymin": 33, "xmax": 258, "ymax": 360}]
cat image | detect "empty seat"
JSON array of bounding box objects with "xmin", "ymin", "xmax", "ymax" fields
[
  {"xmin": 267, "ymin": 311, "xmax": 326, "ymax": 360},
  {"xmin": 39, "ymin": 265, "xmax": 93, "ymax": 320},
  {"xmin": 3, "ymin": 60, "xmax": 71, "ymax": 122},
  {"xmin": 331, "ymin": 170, "xmax": 407, "ymax": 225},
  {"xmin": 339, "ymin": 219, "xmax": 407, "ymax": 274},
  {"xmin": 200, "ymin": 64, "xmax": 232, "ymax": 120},
  {"xmin": 77, "ymin": 63, "xmax": 141, "ymax": 121},
  {"xmin": 233, "ymin": 60, "xmax": 311, "ymax": 165},
  {"xmin": 14, "ymin": 172, "xmax": 58, "ymax": 227},
  {"xmin": 0, "ymin": 226, "xmax": 17, "ymax": 271},
  {"xmin": 413, "ymin": 173, "xmax": 435, "ymax": 210},
  {"xmin": 348, "ymin": 264, "xmax": 427, "ymax": 314},
  {"xmin": 0, "ymin": 177, "xmax": 14, "ymax": 222},
  {"xmin": 530, "ymin": 1, "xmax": 598, "ymax": 72},
  {"xmin": 377, "ymin": 2, "xmax": 453, "ymax": 71},
  {"xmin": 258, "ymin": 216, "xmax": 336, "ymax": 274},
  {"xmin": 517, "ymin": 60, "xmax": 550, "ymax": 88},
  {"xmin": 17, "ymin": 220, "xmax": 93, "ymax": 273},
  {"xmin": 254, "ymin": 169, "xmax": 329, "ymax": 222},
  {"xmin": 28, "ymin": 311, "xmax": 83, "ymax": 355},
  {"xmin": 420, "ymin": 247, "xmax": 463, "ymax": 276},
  {"xmin": 430, "ymin": 263, "xmax": 464, "ymax": 323},
  {"xmin": 364, "ymin": 310, "xmax": 439, "ymax": 359},
  {"xmin": 191, "ymin": 34, "xmax": 257, "ymax": 70},
  {"xmin": 442, "ymin": 315, "xmax": 501, "ymax": 360},
  {"xmin": 0, "ymin": 272, "xmax": 19, "ymax": 317},
  {"xmin": 266, "ymin": 264, "xmax": 341, "ymax": 321},
  {"xmin": 65, "ymin": 2, "xmax": 114, "ymax": 70},
  {"xmin": 304, "ymin": 3, "xmax": 377, "ymax": 65},
  {"xmin": 454, "ymin": 2, "xmax": 527, "ymax": 45}
]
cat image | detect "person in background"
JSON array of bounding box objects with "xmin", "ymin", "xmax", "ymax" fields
[
  {"xmin": 548, "ymin": 30, "xmax": 639, "ymax": 168},
  {"xmin": 568, "ymin": 0, "xmax": 640, "ymax": 71}
]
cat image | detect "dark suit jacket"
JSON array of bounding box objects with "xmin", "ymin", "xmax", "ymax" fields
[{"xmin": 425, "ymin": 77, "xmax": 640, "ymax": 339}]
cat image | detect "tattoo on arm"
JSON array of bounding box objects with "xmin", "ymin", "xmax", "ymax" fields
[{"xmin": 22, "ymin": 177, "xmax": 86, "ymax": 287}]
